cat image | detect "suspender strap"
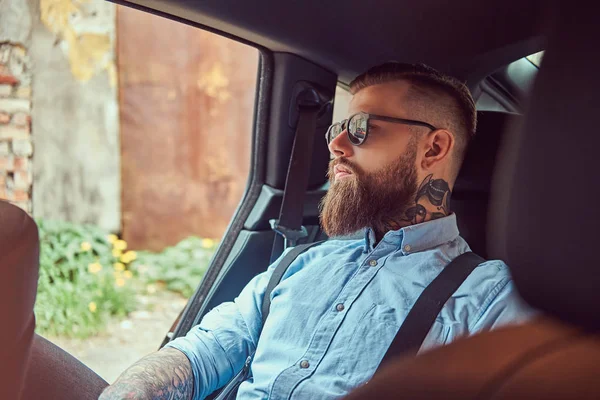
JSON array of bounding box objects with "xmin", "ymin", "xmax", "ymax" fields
[
  {"xmin": 262, "ymin": 241, "xmax": 324, "ymax": 327},
  {"xmin": 377, "ymin": 251, "xmax": 485, "ymax": 371}
]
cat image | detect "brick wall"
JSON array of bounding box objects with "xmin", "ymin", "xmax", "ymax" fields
[{"xmin": 0, "ymin": 43, "xmax": 33, "ymax": 213}]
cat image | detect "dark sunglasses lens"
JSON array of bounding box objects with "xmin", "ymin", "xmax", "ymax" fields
[
  {"xmin": 327, "ymin": 123, "xmax": 343, "ymax": 144},
  {"xmin": 348, "ymin": 114, "xmax": 367, "ymax": 145}
]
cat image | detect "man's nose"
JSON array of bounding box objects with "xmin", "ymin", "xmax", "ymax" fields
[{"xmin": 328, "ymin": 129, "xmax": 354, "ymax": 158}]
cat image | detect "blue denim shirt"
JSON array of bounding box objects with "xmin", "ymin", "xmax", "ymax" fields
[{"xmin": 166, "ymin": 214, "xmax": 534, "ymax": 399}]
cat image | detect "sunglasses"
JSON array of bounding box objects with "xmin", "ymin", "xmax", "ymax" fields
[{"xmin": 325, "ymin": 111, "xmax": 437, "ymax": 146}]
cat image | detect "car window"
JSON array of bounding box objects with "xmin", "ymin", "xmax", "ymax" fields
[
  {"xmin": 0, "ymin": 0, "xmax": 258, "ymax": 383},
  {"xmin": 333, "ymin": 85, "xmax": 352, "ymax": 123},
  {"xmin": 476, "ymin": 52, "xmax": 543, "ymax": 112},
  {"xmin": 527, "ymin": 51, "xmax": 544, "ymax": 67}
]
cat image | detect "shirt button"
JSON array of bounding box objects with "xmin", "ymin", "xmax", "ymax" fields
[
  {"xmin": 368, "ymin": 259, "xmax": 378, "ymax": 267},
  {"xmin": 336, "ymin": 303, "xmax": 345, "ymax": 311},
  {"xmin": 300, "ymin": 360, "xmax": 310, "ymax": 369},
  {"xmin": 403, "ymin": 244, "xmax": 411, "ymax": 252}
]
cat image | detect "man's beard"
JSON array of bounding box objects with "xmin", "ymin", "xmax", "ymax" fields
[{"xmin": 319, "ymin": 141, "xmax": 419, "ymax": 238}]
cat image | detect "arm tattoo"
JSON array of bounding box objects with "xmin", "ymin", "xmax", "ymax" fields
[
  {"xmin": 401, "ymin": 174, "xmax": 451, "ymax": 225},
  {"xmin": 99, "ymin": 348, "xmax": 194, "ymax": 400}
]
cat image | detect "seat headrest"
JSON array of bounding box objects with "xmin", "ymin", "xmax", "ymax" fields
[
  {"xmin": 453, "ymin": 111, "xmax": 520, "ymax": 258},
  {"xmin": 489, "ymin": 7, "xmax": 600, "ymax": 331},
  {"xmin": 455, "ymin": 111, "xmax": 520, "ymax": 194}
]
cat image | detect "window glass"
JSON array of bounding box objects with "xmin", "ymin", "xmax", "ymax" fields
[
  {"xmin": 0, "ymin": 0, "xmax": 258, "ymax": 382},
  {"xmin": 527, "ymin": 51, "xmax": 544, "ymax": 68},
  {"xmin": 333, "ymin": 85, "xmax": 352, "ymax": 123}
]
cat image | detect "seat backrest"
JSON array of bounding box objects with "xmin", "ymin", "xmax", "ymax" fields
[
  {"xmin": 488, "ymin": 4, "xmax": 599, "ymax": 330},
  {"xmin": 0, "ymin": 200, "xmax": 40, "ymax": 400},
  {"xmin": 453, "ymin": 111, "xmax": 519, "ymax": 258}
]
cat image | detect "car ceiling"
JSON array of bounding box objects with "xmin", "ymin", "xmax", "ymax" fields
[{"xmin": 117, "ymin": 0, "xmax": 547, "ymax": 84}]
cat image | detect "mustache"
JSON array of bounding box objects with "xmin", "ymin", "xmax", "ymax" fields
[{"xmin": 327, "ymin": 158, "xmax": 363, "ymax": 179}]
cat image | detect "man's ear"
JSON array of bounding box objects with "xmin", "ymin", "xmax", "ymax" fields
[{"xmin": 421, "ymin": 129, "xmax": 454, "ymax": 170}]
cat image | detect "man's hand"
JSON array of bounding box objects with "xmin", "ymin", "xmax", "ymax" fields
[{"xmin": 99, "ymin": 347, "xmax": 194, "ymax": 400}]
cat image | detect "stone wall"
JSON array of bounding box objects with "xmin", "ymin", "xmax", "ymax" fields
[
  {"xmin": 31, "ymin": 0, "xmax": 120, "ymax": 231},
  {"xmin": 0, "ymin": 0, "xmax": 120, "ymax": 230},
  {"xmin": 0, "ymin": 0, "xmax": 34, "ymax": 212}
]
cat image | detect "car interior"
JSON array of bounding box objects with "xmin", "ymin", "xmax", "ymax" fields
[{"xmin": 2, "ymin": 0, "xmax": 598, "ymax": 399}]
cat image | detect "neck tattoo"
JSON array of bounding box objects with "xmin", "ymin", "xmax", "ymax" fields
[{"xmin": 377, "ymin": 174, "xmax": 451, "ymax": 239}]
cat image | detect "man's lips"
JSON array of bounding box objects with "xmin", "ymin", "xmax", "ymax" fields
[{"xmin": 333, "ymin": 164, "xmax": 353, "ymax": 180}]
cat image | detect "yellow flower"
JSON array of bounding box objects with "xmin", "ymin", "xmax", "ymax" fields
[
  {"xmin": 115, "ymin": 278, "xmax": 126, "ymax": 287},
  {"xmin": 80, "ymin": 242, "xmax": 92, "ymax": 252},
  {"xmin": 120, "ymin": 250, "xmax": 137, "ymax": 264},
  {"xmin": 107, "ymin": 234, "xmax": 118, "ymax": 244},
  {"xmin": 87, "ymin": 262, "xmax": 102, "ymax": 274},
  {"xmin": 124, "ymin": 270, "xmax": 133, "ymax": 279},
  {"xmin": 113, "ymin": 239, "xmax": 128, "ymax": 251},
  {"xmin": 88, "ymin": 302, "xmax": 97, "ymax": 313},
  {"xmin": 113, "ymin": 262, "xmax": 125, "ymax": 272},
  {"xmin": 146, "ymin": 284, "xmax": 157, "ymax": 294},
  {"xmin": 201, "ymin": 238, "xmax": 215, "ymax": 249},
  {"xmin": 112, "ymin": 248, "xmax": 122, "ymax": 258}
]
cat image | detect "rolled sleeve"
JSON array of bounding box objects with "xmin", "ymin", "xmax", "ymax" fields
[
  {"xmin": 470, "ymin": 278, "xmax": 537, "ymax": 333},
  {"xmin": 164, "ymin": 249, "xmax": 293, "ymax": 399}
]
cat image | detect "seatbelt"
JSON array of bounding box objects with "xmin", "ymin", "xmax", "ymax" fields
[
  {"xmin": 262, "ymin": 241, "xmax": 324, "ymax": 324},
  {"xmin": 213, "ymin": 241, "xmax": 323, "ymax": 400},
  {"xmin": 376, "ymin": 251, "xmax": 485, "ymax": 370},
  {"xmin": 269, "ymin": 95, "xmax": 322, "ymax": 263}
]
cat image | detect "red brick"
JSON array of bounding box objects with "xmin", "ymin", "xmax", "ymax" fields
[
  {"xmin": 13, "ymin": 157, "xmax": 29, "ymax": 170},
  {"xmin": 0, "ymin": 73, "xmax": 19, "ymax": 85},
  {"xmin": 0, "ymin": 155, "xmax": 14, "ymax": 171},
  {"xmin": 12, "ymin": 189, "xmax": 28, "ymax": 202},
  {"xmin": 0, "ymin": 112, "xmax": 10, "ymax": 124}
]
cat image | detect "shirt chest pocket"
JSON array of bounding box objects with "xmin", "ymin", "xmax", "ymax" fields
[{"xmin": 335, "ymin": 303, "xmax": 399, "ymax": 382}]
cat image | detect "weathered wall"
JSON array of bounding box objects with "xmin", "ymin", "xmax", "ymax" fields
[
  {"xmin": 28, "ymin": 0, "xmax": 120, "ymax": 231},
  {"xmin": 118, "ymin": 6, "xmax": 258, "ymax": 250},
  {"xmin": 0, "ymin": 0, "xmax": 34, "ymax": 212}
]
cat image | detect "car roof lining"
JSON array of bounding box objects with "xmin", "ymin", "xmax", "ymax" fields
[{"xmin": 113, "ymin": 0, "xmax": 546, "ymax": 85}]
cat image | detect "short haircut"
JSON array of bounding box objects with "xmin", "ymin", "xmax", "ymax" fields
[{"xmin": 350, "ymin": 62, "xmax": 477, "ymax": 177}]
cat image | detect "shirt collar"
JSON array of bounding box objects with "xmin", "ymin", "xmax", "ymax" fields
[{"xmin": 364, "ymin": 213, "xmax": 460, "ymax": 254}]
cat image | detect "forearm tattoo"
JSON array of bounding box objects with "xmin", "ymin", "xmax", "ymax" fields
[{"xmin": 99, "ymin": 348, "xmax": 194, "ymax": 400}]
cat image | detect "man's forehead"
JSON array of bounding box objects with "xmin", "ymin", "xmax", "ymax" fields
[{"xmin": 348, "ymin": 81, "xmax": 413, "ymax": 117}]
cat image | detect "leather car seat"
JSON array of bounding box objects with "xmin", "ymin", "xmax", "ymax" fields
[{"xmin": 0, "ymin": 200, "xmax": 39, "ymax": 400}]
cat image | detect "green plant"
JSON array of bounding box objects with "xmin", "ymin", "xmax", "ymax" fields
[
  {"xmin": 131, "ymin": 237, "xmax": 216, "ymax": 298},
  {"xmin": 35, "ymin": 219, "xmax": 137, "ymax": 338}
]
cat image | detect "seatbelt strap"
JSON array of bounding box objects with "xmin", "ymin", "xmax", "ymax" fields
[
  {"xmin": 269, "ymin": 102, "xmax": 321, "ymax": 263},
  {"xmin": 212, "ymin": 241, "xmax": 324, "ymax": 400},
  {"xmin": 376, "ymin": 251, "xmax": 485, "ymax": 371},
  {"xmin": 262, "ymin": 241, "xmax": 324, "ymax": 326}
]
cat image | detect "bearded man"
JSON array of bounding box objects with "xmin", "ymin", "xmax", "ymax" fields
[{"xmin": 100, "ymin": 63, "xmax": 533, "ymax": 400}]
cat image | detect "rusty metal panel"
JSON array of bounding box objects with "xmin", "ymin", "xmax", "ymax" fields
[{"xmin": 117, "ymin": 6, "xmax": 258, "ymax": 251}]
